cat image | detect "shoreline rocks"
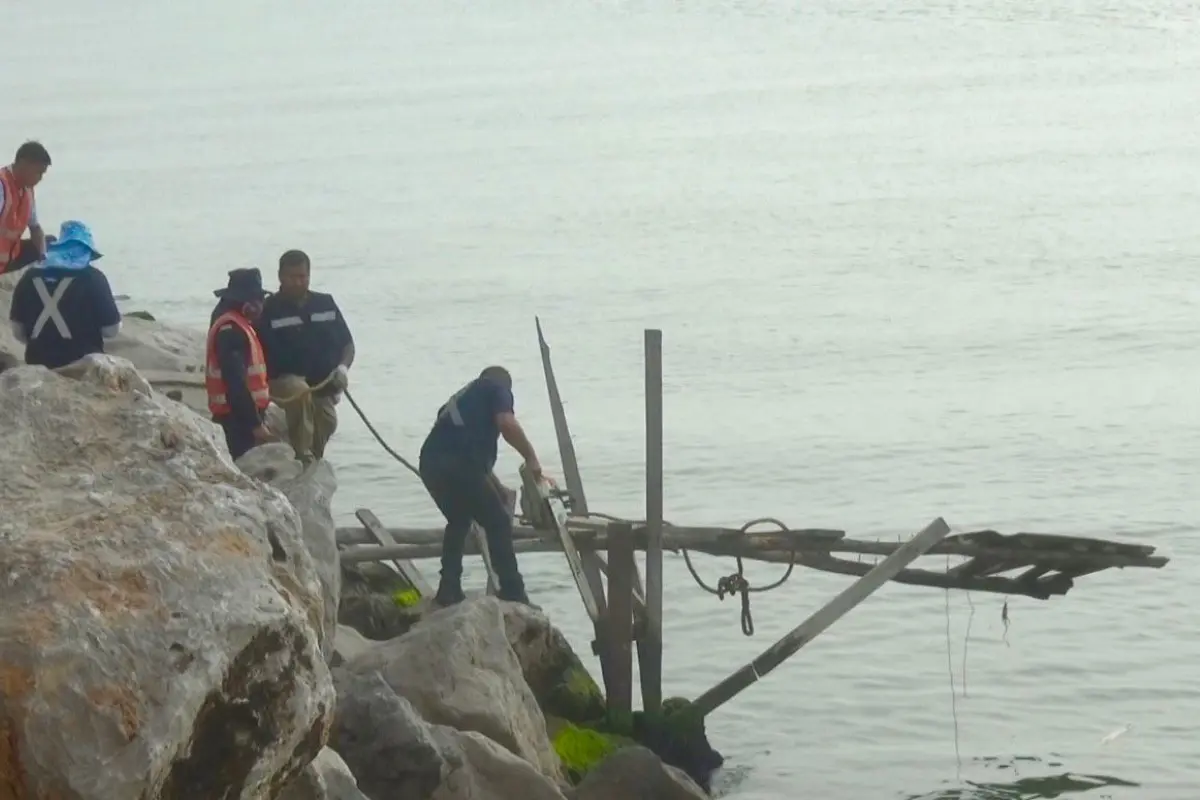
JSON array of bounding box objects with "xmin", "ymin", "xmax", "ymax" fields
[
  {"xmin": 0, "ymin": 356, "xmax": 334, "ymax": 799},
  {"xmin": 0, "ymin": 342, "xmax": 724, "ymax": 798}
]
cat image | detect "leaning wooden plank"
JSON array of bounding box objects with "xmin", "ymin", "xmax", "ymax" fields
[
  {"xmin": 355, "ymin": 508, "xmax": 433, "ymax": 598},
  {"xmin": 690, "ymin": 517, "xmax": 952, "ymax": 718},
  {"xmin": 521, "ymin": 463, "xmax": 602, "ymax": 623},
  {"xmin": 534, "ymin": 317, "xmax": 610, "ymax": 622}
]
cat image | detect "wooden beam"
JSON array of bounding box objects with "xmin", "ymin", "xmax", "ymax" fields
[
  {"xmin": 534, "ymin": 317, "xmax": 612, "ymax": 624},
  {"xmin": 641, "ymin": 328, "xmax": 665, "ymax": 715},
  {"xmin": 604, "ymin": 522, "xmax": 636, "ymax": 716},
  {"xmin": 521, "ymin": 463, "xmax": 603, "ymax": 623},
  {"xmin": 354, "ymin": 509, "xmax": 432, "ymax": 598},
  {"xmin": 690, "ymin": 517, "xmax": 952, "ymax": 718}
]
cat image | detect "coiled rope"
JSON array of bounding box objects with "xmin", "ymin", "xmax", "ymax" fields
[
  {"xmin": 266, "ymin": 369, "xmax": 421, "ymax": 476},
  {"xmin": 585, "ymin": 511, "xmax": 797, "ymax": 637},
  {"xmin": 679, "ymin": 517, "xmax": 797, "ymax": 636}
]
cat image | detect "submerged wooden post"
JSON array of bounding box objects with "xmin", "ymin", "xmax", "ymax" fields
[
  {"xmin": 691, "ymin": 517, "xmax": 952, "ymax": 718},
  {"xmin": 604, "ymin": 521, "xmax": 636, "ymax": 716},
  {"xmin": 641, "ymin": 328, "xmax": 665, "ymax": 715}
]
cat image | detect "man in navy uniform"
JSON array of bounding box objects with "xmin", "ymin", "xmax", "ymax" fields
[
  {"xmin": 256, "ymin": 249, "xmax": 354, "ymax": 464},
  {"xmin": 419, "ymin": 366, "xmax": 551, "ymax": 607},
  {"xmin": 7, "ymin": 220, "xmax": 121, "ymax": 369}
]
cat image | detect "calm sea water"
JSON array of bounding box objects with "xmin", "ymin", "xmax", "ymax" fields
[{"xmin": 7, "ymin": 1, "xmax": 1200, "ymax": 797}]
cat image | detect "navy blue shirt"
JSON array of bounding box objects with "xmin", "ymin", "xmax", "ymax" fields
[
  {"xmin": 256, "ymin": 291, "xmax": 353, "ymax": 391},
  {"xmin": 8, "ymin": 266, "xmax": 120, "ymax": 370},
  {"xmin": 420, "ymin": 377, "xmax": 515, "ymax": 471}
]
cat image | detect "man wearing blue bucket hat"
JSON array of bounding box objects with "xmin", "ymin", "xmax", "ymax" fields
[{"xmin": 7, "ymin": 220, "xmax": 121, "ymax": 369}]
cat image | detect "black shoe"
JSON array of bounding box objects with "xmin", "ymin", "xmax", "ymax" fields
[{"xmin": 433, "ymin": 582, "xmax": 466, "ymax": 608}]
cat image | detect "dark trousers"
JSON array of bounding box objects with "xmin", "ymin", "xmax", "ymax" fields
[
  {"xmin": 418, "ymin": 453, "xmax": 524, "ymax": 597},
  {"xmin": 213, "ymin": 415, "xmax": 258, "ymax": 461},
  {"xmin": 1, "ymin": 239, "xmax": 40, "ymax": 275}
]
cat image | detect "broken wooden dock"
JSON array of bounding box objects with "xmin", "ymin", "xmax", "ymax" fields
[{"xmin": 333, "ymin": 321, "xmax": 1170, "ymax": 721}]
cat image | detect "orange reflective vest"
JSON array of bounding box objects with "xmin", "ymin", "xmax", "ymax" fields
[
  {"xmin": 205, "ymin": 311, "xmax": 271, "ymax": 416},
  {"xmin": 0, "ymin": 166, "xmax": 33, "ymax": 271}
]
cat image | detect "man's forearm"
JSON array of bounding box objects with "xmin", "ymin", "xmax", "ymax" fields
[
  {"xmin": 501, "ymin": 421, "xmax": 539, "ymax": 467},
  {"xmin": 30, "ymin": 226, "xmax": 45, "ymax": 257}
]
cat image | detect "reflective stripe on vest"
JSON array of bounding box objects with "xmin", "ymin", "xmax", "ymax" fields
[
  {"xmin": 204, "ymin": 310, "xmax": 271, "ymax": 416},
  {"xmin": 0, "ymin": 167, "xmax": 33, "ymax": 268}
]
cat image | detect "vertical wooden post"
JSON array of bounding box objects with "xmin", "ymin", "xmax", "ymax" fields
[
  {"xmin": 641, "ymin": 329, "xmax": 665, "ymax": 715},
  {"xmin": 605, "ymin": 521, "xmax": 636, "ymax": 716}
]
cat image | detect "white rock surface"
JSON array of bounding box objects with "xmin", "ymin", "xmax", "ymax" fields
[
  {"xmin": 332, "ymin": 670, "xmax": 568, "ymax": 800},
  {"xmin": 278, "ymin": 747, "xmax": 370, "ymax": 800},
  {"xmin": 338, "ymin": 598, "xmax": 565, "ymax": 784},
  {"xmin": 238, "ymin": 443, "xmax": 341, "ymax": 662},
  {"xmin": 0, "ymin": 355, "xmax": 334, "ymax": 800}
]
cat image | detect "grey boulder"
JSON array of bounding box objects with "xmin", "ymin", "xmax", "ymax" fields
[
  {"xmin": 337, "ymin": 598, "xmax": 564, "ymax": 783},
  {"xmin": 572, "ymin": 747, "xmax": 709, "ymax": 800},
  {"xmin": 238, "ymin": 442, "xmax": 341, "ymax": 662},
  {"xmin": 278, "ymin": 747, "xmax": 371, "ymax": 800},
  {"xmin": 0, "ymin": 356, "xmax": 334, "ymax": 800},
  {"xmin": 332, "ymin": 670, "xmax": 567, "ymax": 800}
]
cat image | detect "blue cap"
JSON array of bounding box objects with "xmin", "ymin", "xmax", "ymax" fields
[{"xmin": 41, "ymin": 220, "xmax": 102, "ymax": 270}]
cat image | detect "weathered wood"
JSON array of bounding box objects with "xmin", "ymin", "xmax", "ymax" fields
[
  {"xmin": 534, "ymin": 317, "xmax": 613, "ymax": 629},
  {"xmin": 354, "ymin": 509, "xmax": 433, "ymax": 598},
  {"xmin": 604, "ymin": 522, "xmax": 636, "ymax": 716},
  {"xmin": 521, "ymin": 463, "xmax": 603, "ymax": 623},
  {"xmin": 335, "ymin": 522, "xmax": 1165, "ymax": 571},
  {"xmin": 641, "ymin": 328, "xmax": 665, "ymax": 715},
  {"xmin": 691, "ymin": 517, "xmax": 953, "ymax": 718}
]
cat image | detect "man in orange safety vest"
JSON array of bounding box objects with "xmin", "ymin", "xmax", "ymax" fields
[
  {"xmin": 0, "ymin": 141, "xmax": 51, "ymax": 275},
  {"xmin": 206, "ymin": 268, "xmax": 272, "ymax": 460}
]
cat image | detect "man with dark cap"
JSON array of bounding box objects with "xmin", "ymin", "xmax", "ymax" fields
[
  {"xmin": 205, "ymin": 268, "xmax": 272, "ymax": 460},
  {"xmin": 419, "ymin": 365, "xmax": 551, "ymax": 607}
]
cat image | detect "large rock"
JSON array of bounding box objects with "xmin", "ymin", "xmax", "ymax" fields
[
  {"xmin": 238, "ymin": 443, "xmax": 341, "ymax": 663},
  {"xmin": 278, "ymin": 747, "xmax": 370, "ymax": 800},
  {"xmin": 337, "ymin": 598, "xmax": 564, "ymax": 783},
  {"xmin": 332, "ymin": 670, "xmax": 568, "ymax": 800},
  {"xmin": 338, "ymin": 561, "xmax": 426, "ymax": 641},
  {"xmin": 501, "ymin": 603, "xmax": 606, "ymax": 724},
  {"xmin": 0, "ymin": 356, "xmax": 334, "ymax": 800},
  {"xmin": 571, "ymin": 747, "xmax": 708, "ymax": 800}
]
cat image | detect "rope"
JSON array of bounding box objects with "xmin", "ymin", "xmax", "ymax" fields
[
  {"xmin": 269, "ymin": 372, "xmax": 337, "ymax": 405},
  {"xmin": 343, "ymin": 388, "xmax": 420, "ymax": 477},
  {"xmin": 680, "ymin": 517, "xmax": 797, "ymax": 637},
  {"xmin": 295, "ymin": 379, "xmax": 795, "ymax": 635}
]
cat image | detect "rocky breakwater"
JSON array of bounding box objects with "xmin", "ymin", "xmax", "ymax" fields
[
  {"xmin": 0, "ymin": 339, "xmax": 721, "ymax": 799},
  {"xmin": 0, "ymin": 355, "xmax": 335, "ymax": 799},
  {"xmin": 333, "ymin": 562, "xmax": 724, "ymax": 800}
]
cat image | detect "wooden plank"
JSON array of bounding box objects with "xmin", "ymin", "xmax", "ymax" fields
[
  {"xmin": 641, "ymin": 328, "xmax": 665, "ymax": 715},
  {"xmin": 691, "ymin": 517, "xmax": 952, "ymax": 718},
  {"xmin": 604, "ymin": 522, "xmax": 636, "ymax": 716},
  {"xmin": 354, "ymin": 508, "xmax": 433, "ymax": 598},
  {"xmin": 521, "ymin": 463, "xmax": 603, "ymax": 623},
  {"xmin": 534, "ymin": 318, "xmax": 611, "ymax": 626},
  {"xmin": 535, "ymin": 317, "xmax": 590, "ymax": 514}
]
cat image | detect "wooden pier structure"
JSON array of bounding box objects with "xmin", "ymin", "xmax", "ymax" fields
[{"xmin": 334, "ymin": 321, "xmax": 1170, "ymax": 722}]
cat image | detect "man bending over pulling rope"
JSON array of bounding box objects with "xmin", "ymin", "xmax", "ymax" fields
[{"xmin": 418, "ymin": 366, "xmax": 552, "ymax": 607}]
